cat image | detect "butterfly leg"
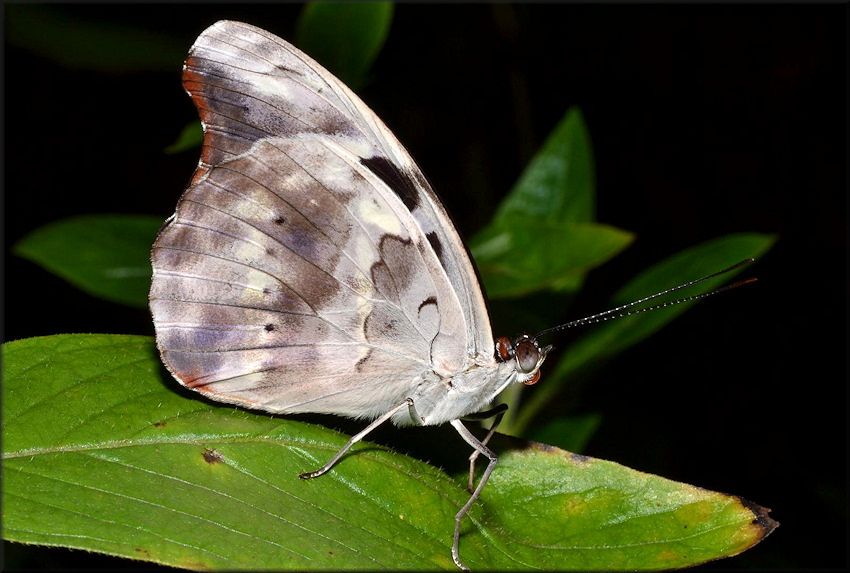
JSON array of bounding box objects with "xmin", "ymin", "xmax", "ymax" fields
[
  {"xmin": 464, "ymin": 404, "xmax": 507, "ymax": 493},
  {"xmin": 407, "ymin": 398, "xmax": 425, "ymax": 425},
  {"xmin": 299, "ymin": 398, "xmax": 414, "ymax": 479},
  {"xmin": 450, "ymin": 418, "xmax": 499, "ymax": 571}
]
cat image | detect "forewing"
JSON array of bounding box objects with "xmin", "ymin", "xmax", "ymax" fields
[{"xmin": 181, "ymin": 20, "xmax": 494, "ymax": 359}]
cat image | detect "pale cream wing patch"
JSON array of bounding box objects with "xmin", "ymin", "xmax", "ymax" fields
[{"xmin": 151, "ymin": 135, "xmax": 466, "ymax": 418}]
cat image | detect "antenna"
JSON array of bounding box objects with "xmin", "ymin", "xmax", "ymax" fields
[{"xmin": 534, "ymin": 258, "xmax": 757, "ymax": 339}]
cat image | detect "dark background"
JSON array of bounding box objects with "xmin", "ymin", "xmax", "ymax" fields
[{"xmin": 4, "ymin": 3, "xmax": 846, "ymax": 570}]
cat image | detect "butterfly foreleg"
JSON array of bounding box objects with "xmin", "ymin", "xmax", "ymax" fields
[
  {"xmin": 463, "ymin": 404, "xmax": 508, "ymax": 493},
  {"xmin": 407, "ymin": 397, "xmax": 425, "ymax": 426},
  {"xmin": 299, "ymin": 398, "xmax": 414, "ymax": 480},
  {"xmin": 449, "ymin": 418, "xmax": 499, "ymax": 571}
]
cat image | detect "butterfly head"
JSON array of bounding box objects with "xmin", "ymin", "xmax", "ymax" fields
[{"xmin": 495, "ymin": 334, "xmax": 552, "ymax": 386}]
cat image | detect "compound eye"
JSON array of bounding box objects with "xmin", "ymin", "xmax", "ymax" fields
[{"xmin": 515, "ymin": 339, "xmax": 540, "ymax": 374}]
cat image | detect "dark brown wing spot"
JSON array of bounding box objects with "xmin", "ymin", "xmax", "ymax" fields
[
  {"xmin": 360, "ymin": 156, "xmax": 420, "ymax": 212},
  {"xmin": 355, "ymin": 348, "xmax": 374, "ymax": 372},
  {"xmin": 425, "ymin": 231, "xmax": 444, "ymax": 260}
]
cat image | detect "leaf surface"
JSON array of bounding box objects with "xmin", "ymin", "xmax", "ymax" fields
[
  {"xmin": 492, "ymin": 107, "xmax": 596, "ymax": 225},
  {"xmin": 3, "ymin": 334, "xmax": 776, "ymax": 570},
  {"xmin": 470, "ymin": 107, "xmax": 628, "ymax": 298},
  {"xmin": 471, "ymin": 221, "xmax": 633, "ymax": 299},
  {"xmin": 295, "ymin": 2, "xmax": 394, "ymax": 89},
  {"xmin": 510, "ymin": 233, "xmax": 778, "ymax": 434},
  {"xmin": 12, "ymin": 215, "xmax": 162, "ymax": 308}
]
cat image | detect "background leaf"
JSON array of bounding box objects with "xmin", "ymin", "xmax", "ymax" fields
[
  {"xmin": 471, "ymin": 221, "xmax": 633, "ymax": 299},
  {"xmin": 12, "ymin": 215, "xmax": 162, "ymax": 308},
  {"xmin": 3, "ymin": 334, "xmax": 776, "ymax": 570},
  {"xmin": 506, "ymin": 232, "xmax": 778, "ymax": 436},
  {"xmin": 472, "ymin": 107, "xmax": 608, "ymax": 296},
  {"xmin": 492, "ymin": 107, "xmax": 596, "ymax": 225},
  {"xmin": 524, "ymin": 413, "xmax": 602, "ymax": 453},
  {"xmin": 164, "ymin": 122, "xmax": 204, "ymax": 155},
  {"xmin": 5, "ymin": 4, "xmax": 185, "ymax": 72},
  {"xmin": 295, "ymin": 2, "xmax": 394, "ymax": 89}
]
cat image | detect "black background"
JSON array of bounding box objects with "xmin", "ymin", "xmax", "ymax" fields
[{"xmin": 4, "ymin": 3, "xmax": 847, "ymax": 570}]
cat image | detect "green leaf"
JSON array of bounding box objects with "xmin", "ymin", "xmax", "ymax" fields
[
  {"xmin": 493, "ymin": 106, "xmax": 596, "ymax": 225},
  {"xmin": 164, "ymin": 121, "xmax": 204, "ymax": 154},
  {"xmin": 295, "ymin": 2, "xmax": 394, "ymax": 89},
  {"xmin": 526, "ymin": 413, "xmax": 603, "ymax": 454},
  {"xmin": 470, "ymin": 221, "xmax": 633, "ymax": 299},
  {"xmin": 12, "ymin": 215, "xmax": 163, "ymax": 308},
  {"xmin": 509, "ymin": 232, "xmax": 779, "ymax": 435},
  {"xmin": 5, "ymin": 5, "xmax": 185, "ymax": 72},
  {"xmin": 471, "ymin": 107, "xmax": 609, "ymax": 297},
  {"xmin": 3, "ymin": 334, "xmax": 776, "ymax": 570},
  {"xmin": 590, "ymin": 232, "xmax": 777, "ymax": 357}
]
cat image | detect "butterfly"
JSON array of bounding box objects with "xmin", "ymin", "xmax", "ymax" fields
[{"xmin": 149, "ymin": 20, "xmax": 551, "ymax": 570}]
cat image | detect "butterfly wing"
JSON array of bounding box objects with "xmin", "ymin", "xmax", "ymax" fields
[
  {"xmin": 181, "ymin": 21, "xmax": 492, "ymax": 357},
  {"xmin": 150, "ymin": 21, "xmax": 495, "ymax": 419}
]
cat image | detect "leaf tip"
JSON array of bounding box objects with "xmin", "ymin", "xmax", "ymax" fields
[{"xmin": 735, "ymin": 494, "xmax": 779, "ymax": 540}]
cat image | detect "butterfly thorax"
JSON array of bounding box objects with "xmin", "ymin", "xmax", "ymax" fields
[
  {"xmin": 392, "ymin": 359, "xmax": 513, "ymax": 427},
  {"xmin": 396, "ymin": 335, "xmax": 551, "ymax": 427}
]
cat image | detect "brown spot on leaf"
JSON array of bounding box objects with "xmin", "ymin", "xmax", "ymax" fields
[
  {"xmin": 202, "ymin": 448, "xmax": 224, "ymax": 464},
  {"xmin": 735, "ymin": 495, "xmax": 780, "ymax": 537}
]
